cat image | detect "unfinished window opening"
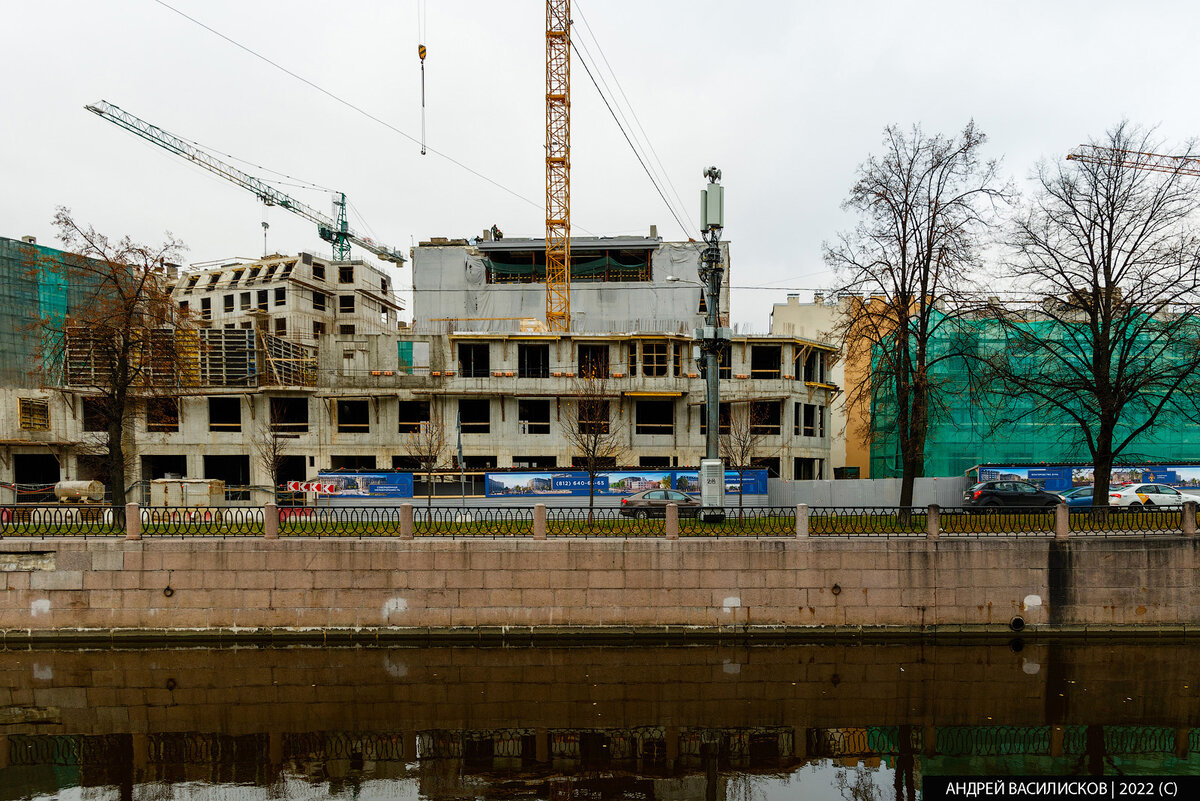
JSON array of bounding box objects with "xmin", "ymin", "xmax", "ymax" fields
[
  {"xmin": 750, "ymin": 400, "xmax": 782, "ymax": 435},
  {"xmin": 208, "ymin": 396, "xmax": 242, "ymax": 432},
  {"xmin": 578, "ymin": 399, "xmax": 610, "ymax": 435},
  {"xmin": 578, "ymin": 344, "xmax": 609, "ymax": 378},
  {"xmin": 264, "ymin": 265, "xmax": 277, "ymax": 280},
  {"xmin": 272, "ymin": 318, "xmax": 286, "ymax": 337},
  {"xmin": 485, "ymin": 248, "xmax": 652, "ymax": 284},
  {"xmin": 274, "ymin": 287, "xmax": 286, "ymax": 306},
  {"xmin": 796, "ymin": 402, "xmax": 819, "ymax": 437},
  {"xmin": 513, "ymin": 455, "xmax": 557, "ymax": 469},
  {"xmin": 313, "ymin": 292, "xmax": 327, "ymax": 311},
  {"xmin": 240, "ymin": 321, "xmax": 253, "ymax": 329},
  {"xmin": 257, "ymin": 289, "xmax": 269, "ymax": 311},
  {"xmin": 750, "ymin": 345, "xmax": 782, "ymax": 379},
  {"xmin": 628, "ymin": 341, "xmax": 637, "ymax": 375},
  {"xmin": 458, "ymin": 343, "xmax": 490, "ymax": 377},
  {"xmin": 463, "ymin": 455, "xmax": 496, "ymax": 470},
  {"xmin": 18, "ymin": 398, "xmax": 50, "ymax": 431},
  {"xmin": 313, "ymin": 321, "xmax": 327, "ymax": 337},
  {"xmin": 184, "ymin": 275, "xmax": 199, "ymax": 293},
  {"xmin": 223, "ymin": 294, "xmax": 234, "ymax": 313},
  {"xmin": 699, "ymin": 402, "xmax": 731, "ymax": 435},
  {"xmin": 339, "ymin": 295, "xmax": 355, "ymax": 314},
  {"xmin": 178, "ymin": 300, "xmax": 189, "ymax": 312},
  {"xmin": 571, "ymin": 455, "xmax": 617, "ymax": 469},
  {"xmin": 279, "ymin": 262, "xmax": 294, "ymax": 279},
  {"xmin": 240, "ymin": 292, "xmax": 251, "ymax": 311},
  {"xmin": 312, "ymin": 262, "xmax": 325, "ymax": 281},
  {"xmin": 518, "ymin": 343, "xmax": 550, "ymax": 378},
  {"xmin": 269, "ymin": 397, "xmax": 309, "ymax": 434},
  {"xmin": 802, "ymin": 350, "xmax": 827, "ymax": 382},
  {"xmin": 330, "ymin": 455, "xmax": 376, "ymax": 471},
  {"xmin": 398, "ymin": 400, "xmax": 430, "ymax": 433},
  {"xmin": 639, "ymin": 456, "xmax": 673, "ymax": 469},
  {"xmin": 204, "ymin": 454, "xmax": 250, "ymax": 500},
  {"xmin": 200, "ymin": 297, "xmax": 211, "ymax": 320},
  {"xmin": 146, "ymin": 397, "xmax": 179, "ymax": 433},
  {"xmin": 459, "ymin": 398, "xmax": 490, "ymax": 433},
  {"xmin": 794, "ymin": 457, "xmax": 824, "ymax": 481},
  {"xmin": 336, "ymin": 399, "xmax": 370, "ymax": 433},
  {"xmin": 248, "ymin": 267, "xmax": 261, "ymax": 282},
  {"xmin": 699, "ymin": 347, "xmax": 731, "ymax": 380},
  {"xmin": 338, "ymin": 325, "xmax": 355, "ymax": 336},
  {"xmin": 635, "ymin": 399, "xmax": 674, "ymax": 435},
  {"xmin": 206, "ymin": 273, "xmax": 220, "ymax": 288},
  {"xmin": 230, "ymin": 269, "xmax": 245, "ymax": 286},
  {"xmin": 82, "ymin": 397, "xmax": 107, "ymax": 432},
  {"xmin": 673, "ymin": 342, "xmax": 687, "ymax": 376},
  {"xmin": 339, "ymin": 265, "xmax": 354, "ymax": 283},
  {"xmin": 518, "ymin": 399, "xmax": 551, "ymax": 434},
  {"xmin": 751, "ymin": 456, "xmax": 781, "ymax": 478},
  {"xmin": 641, "ymin": 341, "xmax": 668, "ymax": 377}
]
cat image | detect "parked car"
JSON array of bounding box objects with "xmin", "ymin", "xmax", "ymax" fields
[
  {"xmin": 1107, "ymin": 483, "xmax": 1190, "ymax": 508},
  {"xmin": 619, "ymin": 489, "xmax": 702, "ymax": 518},
  {"xmin": 963, "ymin": 480, "xmax": 1061, "ymax": 510},
  {"xmin": 1058, "ymin": 486, "xmax": 1095, "ymax": 508}
]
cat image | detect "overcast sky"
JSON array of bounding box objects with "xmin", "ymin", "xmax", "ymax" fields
[{"xmin": 6, "ymin": 1, "xmax": 1200, "ymax": 328}]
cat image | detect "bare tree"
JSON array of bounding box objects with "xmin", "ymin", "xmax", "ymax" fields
[
  {"xmin": 402, "ymin": 404, "xmax": 447, "ymax": 508},
  {"xmin": 253, "ymin": 399, "xmax": 292, "ymax": 503},
  {"xmin": 720, "ymin": 401, "xmax": 780, "ymax": 517},
  {"xmin": 983, "ymin": 123, "xmax": 1200, "ymax": 508},
  {"xmin": 559, "ymin": 375, "xmax": 627, "ymax": 520},
  {"xmin": 825, "ymin": 122, "xmax": 1008, "ymax": 509},
  {"xmin": 37, "ymin": 209, "xmax": 187, "ymax": 522}
]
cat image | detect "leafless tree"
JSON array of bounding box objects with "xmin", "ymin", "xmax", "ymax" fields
[
  {"xmin": 825, "ymin": 122, "xmax": 1009, "ymax": 510},
  {"xmin": 982, "ymin": 122, "xmax": 1200, "ymax": 508},
  {"xmin": 559, "ymin": 375, "xmax": 626, "ymax": 520},
  {"xmin": 720, "ymin": 401, "xmax": 780, "ymax": 517},
  {"xmin": 36, "ymin": 209, "xmax": 188, "ymax": 522},
  {"xmin": 402, "ymin": 404, "xmax": 448, "ymax": 507},
  {"xmin": 253, "ymin": 399, "xmax": 292, "ymax": 503}
]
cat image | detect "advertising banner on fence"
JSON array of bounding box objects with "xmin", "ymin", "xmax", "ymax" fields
[
  {"xmin": 979, "ymin": 464, "xmax": 1200, "ymax": 492},
  {"xmin": 316, "ymin": 472, "xmax": 415, "ymax": 498},
  {"xmin": 484, "ymin": 469, "xmax": 768, "ymax": 498}
]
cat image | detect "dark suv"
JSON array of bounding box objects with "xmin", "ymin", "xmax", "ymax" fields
[{"xmin": 963, "ymin": 480, "xmax": 1061, "ymax": 510}]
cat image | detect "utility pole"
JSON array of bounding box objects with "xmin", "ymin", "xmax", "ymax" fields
[{"xmin": 697, "ymin": 166, "xmax": 729, "ymax": 520}]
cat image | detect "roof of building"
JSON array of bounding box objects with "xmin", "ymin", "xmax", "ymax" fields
[{"xmin": 475, "ymin": 236, "xmax": 663, "ymax": 252}]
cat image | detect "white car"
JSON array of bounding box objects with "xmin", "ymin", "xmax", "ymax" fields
[{"xmin": 1107, "ymin": 483, "xmax": 1191, "ymax": 508}]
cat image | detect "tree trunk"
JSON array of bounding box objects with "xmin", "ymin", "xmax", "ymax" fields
[
  {"xmin": 588, "ymin": 473, "xmax": 596, "ymax": 525},
  {"xmin": 107, "ymin": 412, "xmax": 127, "ymax": 529},
  {"xmin": 426, "ymin": 467, "xmax": 433, "ymax": 508}
]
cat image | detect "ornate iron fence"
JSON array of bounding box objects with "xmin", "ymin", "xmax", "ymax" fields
[
  {"xmin": 807, "ymin": 507, "xmax": 927, "ymax": 537},
  {"xmin": 545, "ymin": 506, "xmax": 664, "ymax": 537},
  {"xmin": 679, "ymin": 506, "xmax": 796, "ymax": 537},
  {"xmin": 414, "ymin": 507, "xmax": 534, "ymax": 537},
  {"xmin": 936, "ymin": 506, "xmax": 1056, "ymax": 537},
  {"xmin": 0, "ymin": 504, "xmax": 124, "ymax": 537},
  {"xmin": 1069, "ymin": 506, "xmax": 1183, "ymax": 536},
  {"xmin": 141, "ymin": 506, "xmax": 264, "ymax": 537},
  {"xmin": 278, "ymin": 506, "xmax": 405, "ymax": 537}
]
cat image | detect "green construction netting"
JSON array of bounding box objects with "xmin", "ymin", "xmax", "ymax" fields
[{"xmin": 485, "ymin": 251, "xmax": 649, "ymax": 279}]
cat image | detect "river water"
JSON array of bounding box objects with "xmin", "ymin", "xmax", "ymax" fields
[{"xmin": 1, "ymin": 641, "xmax": 1198, "ymax": 799}]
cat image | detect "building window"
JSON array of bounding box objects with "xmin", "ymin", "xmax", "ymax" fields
[
  {"xmin": 313, "ymin": 291, "xmax": 327, "ymax": 311},
  {"xmin": 795, "ymin": 457, "xmax": 824, "ymax": 481},
  {"xmin": 635, "ymin": 399, "xmax": 674, "ymax": 434},
  {"xmin": 698, "ymin": 402, "xmax": 731, "ymax": 435},
  {"xmin": 264, "ymin": 265, "xmax": 277, "ymax": 280},
  {"xmin": 336, "ymin": 399, "xmax": 370, "ymax": 433},
  {"xmin": 248, "ymin": 267, "xmax": 261, "ymax": 282},
  {"xmin": 795, "ymin": 403, "xmax": 825, "ymax": 437},
  {"xmin": 517, "ymin": 399, "xmax": 551, "ymax": 434},
  {"xmin": 518, "ymin": 343, "xmax": 550, "ymax": 378},
  {"xmin": 397, "ymin": 400, "xmax": 430, "ymax": 433},
  {"xmin": 184, "ymin": 275, "xmax": 199, "ymax": 292},
  {"xmin": 313, "ymin": 321, "xmax": 327, "ymax": 337},
  {"xmin": 256, "ymin": 289, "xmax": 269, "ymax": 311},
  {"xmin": 513, "ymin": 455, "xmax": 557, "ymax": 469},
  {"xmin": 274, "ymin": 318, "xmax": 287, "ymax": 337},
  {"xmin": 339, "ymin": 265, "xmax": 354, "ymax": 283},
  {"xmin": 18, "ymin": 398, "xmax": 49, "ymax": 431},
  {"xmin": 750, "ymin": 345, "xmax": 782, "ymax": 379},
  {"xmin": 240, "ymin": 321, "xmax": 253, "ymax": 329},
  {"xmin": 802, "ymin": 350, "xmax": 827, "ymax": 382},
  {"xmin": 578, "ymin": 344, "xmax": 609, "ymax": 377},
  {"xmin": 178, "ymin": 300, "xmax": 189, "ymax": 312},
  {"xmin": 458, "ymin": 343, "xmax": 490, "ymax": 377},
  {"xmin": 208, "ymin": 397, "xmax": 242, "ymax": 432},
  {"xmin": 338, "ymin": 324, "xmax": 356, "ymax": 336},
  {"xmin": 459, "ymin": 399, "xmax": 490, "ymax": 433},
  {"xmin": 699, "ymin": 347, "xmax": 731, "ymax": 380},
  {"xmin": 312, "ymin": 261, "xmax": 325, "ymax": 280},
  {"xmin": 274, "ymin": 287, "xmax": 286, "ymax": 306},
  {"xmin": 641, "ymin": 341, "xmax": 668, "ymax": 377},
  {"xmin": 339, "ymin": 295, "xmax": 355, "ymax": 314},
  {"xmin": 200, "ymin": 297, "xmax": 211, "ymax": 320},
  {"xmin": 223, "ymin": 294, "xmax": 234, "ymax": 313},
  {"xmin": 673, "ymin": 342, "xmax": 686, "ymax": 376},
  {"xmin": 240, "ymin": 292, "xmax": 251, "ymax": 311},
  {"xmin": 82, "ymin": 397, "xmax": 107, "ymax": 432},
  {"xmin": 578, "ymin": 399, "xmax": 609, "ymax": 435},
  {"xmin": 269, "ymin": 397, "xmax": 308, "ymax": 433},
  {"xmin": 146, "ymin": 397, "xmax": 179, "ymax": 432},
  {"xmin": 230, "ymin": 269, "xmax": 245, "ymax": 286},
  {"xmin": 206, "ymin": 273, "xmax": 220, "ymax": 288},
  {"xmin": 750, "ymin": 400, "xmax": 781, "ymax": 435}
]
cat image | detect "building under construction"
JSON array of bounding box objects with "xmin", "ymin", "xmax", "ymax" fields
[{"xmin": 0, "ymin": 233, "xmax": 839, "ymax": 500}]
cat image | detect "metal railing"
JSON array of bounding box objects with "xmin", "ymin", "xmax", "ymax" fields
[
  {"xmin": 0, "ymin": 504, "xmax": 124, "ymax": 537},
  {"xmin": 937, "ymin": 506, "xmax": 1056, "ymax": 537},
  {"xmin": 1068, "ymin": 506, "xmax": 1183, "ymax": 535},
  {"xmin": 546, "ymin": 507, "xmax": 664, "ymax": 537},
  {"xmin": 808, "ymin": 506, "xmax": 927, "ymax": 537},
  {"xmin": 415, "ymin": 507, "xmax": 534, "ymax": 537},
  {"xmin": 679, "ymin": 506, "xmax": 797, "ymax": 537},
  {"xmin": 141, "ymin": 507, "xmax": 264, "ymax": 537}
]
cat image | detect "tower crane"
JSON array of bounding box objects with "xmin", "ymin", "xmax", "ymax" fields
[
  {"xmin": 1067, "ymin": 145, "xmax": 1200, "ymax": 178},
  {"xmin": 85, "ymin": 100, "xmax": 405, "ymax": 265},
  {"xmin": 544, "ymin": 0, "xmax": 571, "ymax": 331}
]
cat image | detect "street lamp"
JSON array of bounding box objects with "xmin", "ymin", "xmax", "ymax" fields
[{"xmin": 696, "ymin": 167, "xmax": 730, "ymax": 520}]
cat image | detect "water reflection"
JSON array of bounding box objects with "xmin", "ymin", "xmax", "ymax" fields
[{"xmin": 1, "ymin": 641, "xmax": 1198, "ymax": 799}]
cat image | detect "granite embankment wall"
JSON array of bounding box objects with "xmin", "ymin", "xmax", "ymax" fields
[{"xmin": 1, "ymin": 536, "xmax": 1198, "ymax": 640}]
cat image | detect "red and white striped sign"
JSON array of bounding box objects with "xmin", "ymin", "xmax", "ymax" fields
[{"xmin": 286, "ymin": 481, "xmax": 339, "ymax": 494}]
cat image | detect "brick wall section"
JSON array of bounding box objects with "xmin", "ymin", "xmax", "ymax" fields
[{"xmin": 0, "ymin": 537, "xmax": 1197, "ymax": 635}]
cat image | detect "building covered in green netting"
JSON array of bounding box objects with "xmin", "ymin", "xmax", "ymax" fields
[{"xmin": 869, "ymin": 311, "xmax": 1200, "ymax": 479}]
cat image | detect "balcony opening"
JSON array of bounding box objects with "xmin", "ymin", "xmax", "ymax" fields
[{"xmin": 336, "ymin": 399, "xmax": 370, "ymax": 433}]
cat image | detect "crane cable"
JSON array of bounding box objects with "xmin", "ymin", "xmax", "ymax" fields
[{"xmin": 417, "ymin": 0, "xmax": 427, "ymax": 156}]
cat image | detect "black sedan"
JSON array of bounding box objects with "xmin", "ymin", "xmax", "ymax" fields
[{"xmin": 963, "ymin": 480, "xmax": 1062, "ymax": 510}]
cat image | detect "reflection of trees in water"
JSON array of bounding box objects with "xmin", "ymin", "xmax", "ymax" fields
[{"xmin": 835, "ymin": 765, "xmax": 885, "ymax": 801}]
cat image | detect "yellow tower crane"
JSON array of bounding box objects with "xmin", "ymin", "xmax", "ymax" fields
[
  {"xmin": 1067, "ymin": 145, "xmax": 1200, "ymax": 177},
  {"xmin": 545, "ymin": 0, "xmax": 572, "ymax": 331}
]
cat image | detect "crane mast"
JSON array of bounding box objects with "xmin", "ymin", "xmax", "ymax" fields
[
  {"xmin": 545, "ymin": 0, "xmax": 571, "ymax": 331},
  {"xmin": 85, "ymin": 100, "xmax": 405, "ymax": 265}
]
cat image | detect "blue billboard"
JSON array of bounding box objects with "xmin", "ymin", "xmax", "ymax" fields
[
  {"xmin": 484, "ymin": 469, "xmax": 768, "ymax": 498},
  {"xmin": 317, "ymin": 472, "xmax": 415, "ymax": 498},
  {"xmin": 978, "ymin": 464, "xmax": 1200, "ymax": 491}
]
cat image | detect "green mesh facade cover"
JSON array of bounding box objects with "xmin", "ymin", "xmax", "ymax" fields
[
  {"xmin": 869, "ymin": 313, "xmax": 1200, "ymax": 478},
  {"xmin": 0, "ymin": 236, "xmax": 98, "ymax": 388}
]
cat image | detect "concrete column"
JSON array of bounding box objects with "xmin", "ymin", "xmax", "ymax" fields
[
  {"xmin": 534, "ymin": 503, "xmax": 547, "ymax": 540},
  {"xmin": 400, "ymin": 503, "xmax": 414, "ymax": 539},
  {"xmin": 1183, "ymin": 501, "xmax": 1197, "ymax": 537},
  {"xmin": 1050, "ymin": 726, "xmax": 1064, "ymax": 757},
  {"xmin": 926, "ymin": 505, "xmax": 940, "ymax": 541},
  {"xmin": 665, "ymin": 503, "xmax": 679, "ymax": 539},
  {"xmin": 263, "ymin": 502, "xmax": 279, "ymax": 540},
  {"xmin": 1175, "ymin": 728, "xmax": 1191, "ymax": 759},
  {"xmin": 795, "ymin": 504, "xmax": 809, "ymax": 538},
  {"xmin": 1055, "ymin": 503, "xmax": 1070, "ymax": 540},
  {"xmin": 125, "ymin": 503, "xmax": 141, "ymax": 541}
]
